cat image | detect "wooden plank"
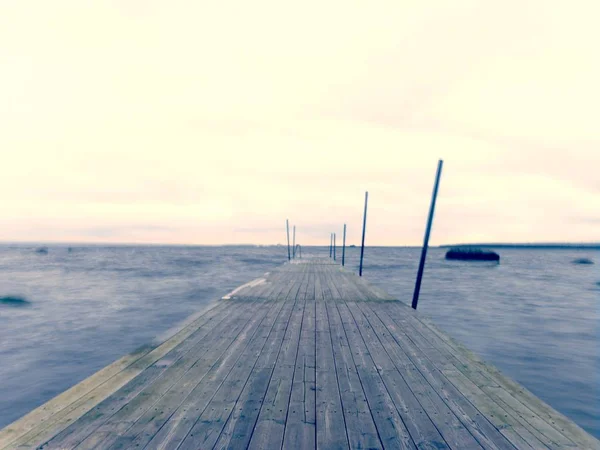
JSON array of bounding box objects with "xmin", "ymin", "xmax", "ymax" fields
[
  {"xmin": 339, "ymin": 266, "xmax": 395, "ymax": 301},
  {"xmin": 79, "ymin": 298, "xmax": 273, "ymax": 449},
  {"xmin": 304, "ymin": 270, "xmax": 315, "ymax": 302},
  {"xmin": 324, "ymin": 265, "xmax": 352, "ymax": 302},
  {"xmin": 404, "ymin": 306, "xmax": 574, "ymax": 448},
  {"xmin": 212, "ymin": 283, "xmax": 299, "ymax": 449},
  {"xmin": 240, "ymin": 271, "xmax": 276, "ymax": 300},
  {"xmin": 313, "ymin": 266, "xmax": 324, "ymax": 303},
  {"xmin": 350, "ymin": 302, "xmax": 449, "ymax": 449},
  {"xmin": 325, "ymin": 265, "xmax": 344, "ymax": 301},
  {"xmin": 365, "ymin": 302, "xmax": 513, "ymax": 450},
  {"xmin": 338, "ymin": 270, "xmax": 370, "ymax": 302},
  {"xmin": 481, "ymin": 386, "xmax": 577, "ymax": 450},
  {"xmin": 175, "ymin": 288, "xmax": 291, "ymax": 449},
  {"xmin": 389, "ymin": 304, "xmax": 498, "ymax": 378},
  {"xmin": 262, "ymin": 267, "xmax": 292, "ymax": 301},
  {"xmin": 388, "ymin": 303, "xmax": 584, "ymax": 449},
  {"xmin": 335, "ymin": 301, "xmax": 416, "ymax": 449},
  {"xmin": 195, "ymin": 268, "xmax": 305, "ymax": 448},
  {"xmin": 3, "ymin": 301, "xmax": 231, "ymax": 450},
  {"xmin": 318, "ymin": 270, "xmax": 333, "ymax": 302},
  {"xmin": 397, "ymin": 318, "xmax": 545, "ymax": 450},
  {"xmin": 325, "ymin": 300, "xmax": 382, "ymax": 449},
  {"xmin": 314, "ymin": 300, "xmax": 348, "ymax": 450},
  {"xmin": 246, "ymin": 277, "xmax": 307, "ymax": 449},
  {"xmin": 0, "ymin": 301, "xmax": 226, "ymax": 450},
  {"xmin": 243, "ymin": 265, "xmax": 288, "ymax": 302},
  {"xmin": 442, "ymin": 369, "xmax": 549, "ymax": 450},
  {"xmin": 282, "ymin": 269, "xmax": 317, "ymax": 450},
  {"xmin": 353, "ymin": 275, "xmax": 396, "ymax": 301},
  {"xmin": 133, "ymin": 278, "xmax": 302, "ymax": 450},
  {"xmin": 413, "ymin": 309, "xmax": 579, "ymax": 424},
  {"xmin": 339, "ymin": 269, "xmax": 378, "ymax": 301},
  {"xmin": 223, "ymin": 276, "xmax": 268, "ymax": 300},
  {"xmin": 477, "ymin": 367, "xmax": 597, "ymax": 449},
  {"xmin": 35, "ymin": 299, "xmax": 246, "ymax": 449}
]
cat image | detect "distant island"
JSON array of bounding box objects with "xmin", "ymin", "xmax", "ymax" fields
[
  {"xmin": 445, "ymin": 247, "xmax": 500, "ymax": 261},
  {"xmin": 439, "ymin": 243, "xmax": 600, "ymax": 250}
]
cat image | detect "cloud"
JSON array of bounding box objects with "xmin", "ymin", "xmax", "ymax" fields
[{"xmin": 0, "ymin": 1, "xmax": 599, "ymax": 245}]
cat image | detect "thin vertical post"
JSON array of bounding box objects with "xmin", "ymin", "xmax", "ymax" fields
[
  {"xmin": 359, "ymin": 191, "xmax": 368, "ymax": 276},
  {"xmin": 342, "ymin": 224, "xmax": 347, "ymax": 266},
  {"xmin": 412, "ymin": 159, "xmax": 444, "ymax": 310},
  {"xmin": 329, "ymin": 233, "xmax": 333, "ymax": 257},
  {"xmin": 333, "ymin": 233, "xmax": 336, "ymax": 260},
  {"xmin": 286, "ymin": 219, "xmax": 291, "ymax": 261},
  {"xmin": 292, "ymin": 225, "xmax": 296, "ymax": 258}
]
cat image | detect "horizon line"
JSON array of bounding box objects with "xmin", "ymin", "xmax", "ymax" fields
[{"xmin": 0, "ymin": 240, "xmax": 599, "ymax": 248}]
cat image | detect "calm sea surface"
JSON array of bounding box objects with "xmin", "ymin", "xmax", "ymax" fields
[{"xmin": 0, "ymin": 245, "xmax": 598, "ymax": 438}]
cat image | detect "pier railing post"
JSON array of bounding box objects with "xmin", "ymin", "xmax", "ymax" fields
[
  {"xmin": 286, "ymin": 219, "xmax": 291, "ymax": 261},
  {"xmin": 412, "ymin": 159, "xmax": 444, "ymax": 310},
  {"xmin": 359, "ymin": 191, "xmax": 368, "ymax": 276},
  {"xmin": 292, "ymin": 225, "xmax": 296, "ymax": 259},
  {"xmin": 329, "ymin": 233, "xmax": 333, "ymax": 258},
  {"xmin": 333, "ymin": 233, "xmax": 336, "ymax": 260},
  {"xmin": 342, "ymin": 224, "xmax": 346, "ymax": 266}
]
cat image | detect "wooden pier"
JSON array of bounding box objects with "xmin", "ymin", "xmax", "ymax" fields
[{"xmin": 1, "ymin": 258, "xmax": 597, "ymax": 449}]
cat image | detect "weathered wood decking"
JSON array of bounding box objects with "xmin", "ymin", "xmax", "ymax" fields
[{"xmin": 1, "ymin": 258, "xmax": 597, "ymax": 449}]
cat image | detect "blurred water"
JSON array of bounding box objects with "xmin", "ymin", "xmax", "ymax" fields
[{"xmin": 0, "ymin": 244, "xmax": 598, "ymax": 439}]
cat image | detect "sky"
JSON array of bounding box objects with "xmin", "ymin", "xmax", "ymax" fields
[{"xmin": 1, "ymin": 1, "xmax": 599, "ymax": 245}]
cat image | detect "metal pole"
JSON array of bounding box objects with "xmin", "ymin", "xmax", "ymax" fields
[
  {"xmin": 329, "ymin": 233, "xmax": 333, "ymax": 258},
  {"xmin": 286, "ymin": 219, "xmax": 291, "ymax": 261},
  {"xmin": 333, "ymin": 233, "xmax": 336, "ymax": 260},
  {"xmin": 412, "ymin": 159, "xmax": 444, "ymax": 310},
  {"xmin": 359, "ymin": 191, "xmax": 368, "ymax": 276},
  {"xmin": 342, "ymin": 224, "xmax": 346, "ymax": 266},
  {"xmin": 292, "ymin": 225, "xmax": 296, "ymax": 258}
]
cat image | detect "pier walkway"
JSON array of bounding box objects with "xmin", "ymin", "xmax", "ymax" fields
[{"xmin": 1, "ymin": 258, "xmax": 597, "ymax": 449}]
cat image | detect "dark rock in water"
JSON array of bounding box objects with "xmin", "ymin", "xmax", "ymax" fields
[
  {"xmin": 0, "ymin": 296, "xmax": 31, "ymax": 306},
  {"xmin": 350, "ymin": 245, "xmax": 357, "ymax": 248},
  {"xmin": 572, "ymin": 258, "xmax": 594, "ymax": 265},
  {"xmin": 445, "ymin": 247, "xmax": 500, "ymax": 262},
  {"xmin": 35, "ymin": 247, "xmax": 48, "ymax": 254}
]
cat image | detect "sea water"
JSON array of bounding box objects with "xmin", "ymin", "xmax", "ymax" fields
[{"xmin": 0, "ymin": 245, "xmax": 598, "ymax": 438}]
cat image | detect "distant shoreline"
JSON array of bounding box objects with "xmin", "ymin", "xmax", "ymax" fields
[
  {"xmin": 439, "ymin": 243, "xmax": 600, "ymax": 250},
  {"xmin": 0, "ymin": 241, "xmax": 599, "ymax": 249}
]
